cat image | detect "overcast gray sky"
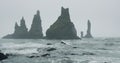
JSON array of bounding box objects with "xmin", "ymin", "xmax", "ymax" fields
[{"xmin": 0, "ymin": 0, "xmax": 120, "ymax": 38}]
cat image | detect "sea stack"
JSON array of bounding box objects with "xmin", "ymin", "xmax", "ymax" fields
[
  {"xmin": 14, "ymin": 17, "xmax": 28, "ymax": 38},
  {"xmin": 46, "ymin": 7, "xmax": 80, "ymax": 39},
  {"xmin": 84, "ymin": 20, "xmax": 93, "ymax": 38},
  {"xmin": 29, "ymin": 10, "xmax": 43, "ymax": 38},
  {"xmin": 3, "ymin": 17, "xmax": 28, "ymax": 38}
]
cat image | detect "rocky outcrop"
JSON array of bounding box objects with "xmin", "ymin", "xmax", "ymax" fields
[
  {"xmin": 84, "ymin": 20, "xmax": 93, "ymax": 38},
  {"xmin": 28, "ymin": 10, "xmax": 43, "ymax": 38},
  {"xmin": 3, "ymin": 17, "xmax": 28, "ymax": 39},
  {"xmin": 13, "ymin": 17, "xmax": 28, "ymax": 38},
  {"xmin": 0, "ymin": 52, "xmax": 8, "ymax": 61},
  {"xmin": 46, "ymin": 7, "xmax": 80, "ymax": 39},
  {"xmin": 3, "ymin": 10, "xmax": 43, "ymax": 39}
]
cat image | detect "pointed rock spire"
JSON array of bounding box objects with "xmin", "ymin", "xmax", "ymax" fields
[
  {"xmin": 20, "ymin": 17, "xmax": 25, "ymax": 26},
  {"xmin": 29, "ymin": 10, "xmax": 43, "ymax": 38},
  {"xmin": 46, "ymin": 7, "xmax": 80, "ymax": 39},
  {"xmin": 15, "ymin": 22, "xmax": 19, "ymax": 30},
  {"xmin": 20, "ymin": 17, "xmax": 28, "ymax": 33},
  {"xmin": 14, "ymin": 22, "xmax": 20, "ymax": 35},
  {"xmin": 60, "ymin": 7, "xmax": 70, "ymax": 22},
  {"xmin": 84, "ymin": 20, "xmax": 93, "ymax": 38},
  {"xmin": 13, "ymin": 17, "xmax": 28, "ymax": 37},
  {"xmin": 37, "ymin": 10, "xmax": 40, "ymax": 15}
]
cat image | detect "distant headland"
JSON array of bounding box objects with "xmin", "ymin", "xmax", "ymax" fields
[{"xmin": 2, "ymin": 7, "xmax": 93, "ymax": 39}]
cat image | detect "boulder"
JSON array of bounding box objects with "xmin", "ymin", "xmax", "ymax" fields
[{"xmin": 0, "ymin": 52, "xmax": 8, "ymax": 61}]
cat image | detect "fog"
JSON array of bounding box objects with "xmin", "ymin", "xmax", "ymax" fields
[{"xmin": 0, "ymin": 0, "xmax": 120, "ymax": 38}]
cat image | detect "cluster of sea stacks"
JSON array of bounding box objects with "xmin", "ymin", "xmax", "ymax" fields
[
  {"xmin": 3, "ymin": 7, "xmax": 93, "ymax": 39},
  {"xmin": 3, "ymin": 11, "xmax": 43, "ymax": 39}
]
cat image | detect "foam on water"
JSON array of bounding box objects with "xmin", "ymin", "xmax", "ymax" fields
[{"xmin": 0, "ymin": 38, "xmax": 120, "ymax": 63}]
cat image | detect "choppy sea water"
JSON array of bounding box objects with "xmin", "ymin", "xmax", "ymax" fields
[{"xmin": 0, "ymin": 38, "xmax": 120, "ymax": 63}]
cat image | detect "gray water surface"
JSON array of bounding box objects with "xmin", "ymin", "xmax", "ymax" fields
[{"xmin": 0, "ymin": 38, "xmax": 120, "ymax": 63}]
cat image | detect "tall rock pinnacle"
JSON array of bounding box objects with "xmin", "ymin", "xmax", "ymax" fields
[
  {"xmin": 19, "ymin": 17, "xmax": 28, "ymax": 34},
  {"xmin": 29, "ymin": 10, "xmax": 43, "ymax": 38},
  {"xmin": 46, "ymin": 7, "xmax": 80, "ymax": 39},
  {"xmin": 14, "ymin": 22, "xmax": 20, "ymax": 35},
  {"xmin": 84, "ymin": 20, "xmax": 93, "ymax": 38}
]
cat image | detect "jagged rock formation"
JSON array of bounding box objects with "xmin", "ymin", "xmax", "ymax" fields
[
  {"xmin": 84, "ymin": 20, "xmax": 93, "ymax": 38},
  {"xmin": 28, "ymin": 10, "xmax": 43, "ymax": 38},
  {"xmin": 3, "ymin": 10, "xmax": 43, "ymax": 39},
  {"xmin": 3, "ymin": 17, "xmax": 28, "ymax": 39},
  {"xmin": 46, "ymin": 7, "xmax": 80, "ymax": 39},
  {"xmin": 14, "ymin": 17, "xmax": 28, "ymax": 38}
]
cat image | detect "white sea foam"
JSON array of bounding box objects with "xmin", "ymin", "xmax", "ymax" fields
[{"xmin": 0, "ymin": 38, "xmax": 120, "ymax": 63}]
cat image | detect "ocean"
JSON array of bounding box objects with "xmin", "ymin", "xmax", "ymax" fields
[{"xmin": 0, "ymin": 38, "xmax": 120, "ymax": 63}]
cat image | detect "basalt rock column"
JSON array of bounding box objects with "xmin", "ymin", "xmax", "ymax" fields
[
  {"xmin": 84, "ymin": 20, "xmax": 93, "ymax": 38},
  {"xmin": 46, "ymin": 7, "xmax": 80, "ymax": 39},
  {"xmin": 29, "ymin": 10, "xmax": 43, "ymax": 38}
]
